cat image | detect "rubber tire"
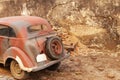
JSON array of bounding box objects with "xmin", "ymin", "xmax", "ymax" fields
[
  {"xmin": 45, "ymin": 36, "xmax": 64, "ymax": 60},
  {"xmin": 10, "ymin": 60, "xmax": 29, "ymax": 80},
  {"xmin": 47, "ymin": 62, "xmax": 61, "ymax": 71}
]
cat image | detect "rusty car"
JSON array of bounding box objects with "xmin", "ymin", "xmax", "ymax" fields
[{"xmin": 0, "ymin": 16, "xmax": 70, "ymax": 79}]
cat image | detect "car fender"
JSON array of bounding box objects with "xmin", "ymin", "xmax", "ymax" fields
[{"xmin": 3, "ymin": 47, "xmax": 35, "ymax": 72}]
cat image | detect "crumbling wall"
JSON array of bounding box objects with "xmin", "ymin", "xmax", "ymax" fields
[{"xmin": 0, "ymin": 0, "xmax": 120, "ymax": 50}]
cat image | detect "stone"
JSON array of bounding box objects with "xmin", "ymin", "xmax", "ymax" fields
[
  {"xmin": 97, "ymin": 66, "xmax": 104, "ymax": 71},
  {"xmin": 106, "ymin": 72, "xmax": 115, "ymax": 79}
]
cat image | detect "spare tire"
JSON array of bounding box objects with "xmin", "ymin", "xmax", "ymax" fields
[{"xmin": 45, "ymin": 36, "xmax": 64, "ymax": 60}]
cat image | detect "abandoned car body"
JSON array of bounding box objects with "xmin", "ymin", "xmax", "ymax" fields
[{"xmin": 0, "ymin": 16, "xmax": 69, "ymax": 79}]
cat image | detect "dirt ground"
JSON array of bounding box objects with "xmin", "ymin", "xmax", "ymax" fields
[{"xmin": 0, "ymin": 48, "xmax": 120, "ymax": 80}]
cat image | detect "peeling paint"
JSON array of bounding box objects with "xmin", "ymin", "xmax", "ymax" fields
[{"xmin": 15, "ymin": 56, "xmax": 33, "ymax": 72}]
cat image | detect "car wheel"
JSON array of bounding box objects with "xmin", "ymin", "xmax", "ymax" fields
[
  {"xmin": 47, "ymin": 62, "xmax": 61, "ymax": 71},
  {"xmin": 45, "ymin": 36, "xmax": 64, "ymax": 60},
  {"xmin": 10, "ymin": 60, "xmax": 29, "ymax": 80}
]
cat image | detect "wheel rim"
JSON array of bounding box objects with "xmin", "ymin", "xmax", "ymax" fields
[
  {"xmin": 51, "ymin": 40, "xmax": 62, "ymax": 55},
  {"xmin": 11, "ymin": 60, "xmax": 25, "ymax": 78},
  {"xmin": 14, "ymin": 63, "xmax": 22, "ymax": 74}
]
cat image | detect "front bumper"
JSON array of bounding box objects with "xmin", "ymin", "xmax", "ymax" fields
[{"xmin": 32, "ymin": 52, "xmax": 70, "ymax": 72}]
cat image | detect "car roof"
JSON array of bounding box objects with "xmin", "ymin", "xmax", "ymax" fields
[{"xmin": 0, "ymin": 16, "xmax": 49, "ymax": 28}]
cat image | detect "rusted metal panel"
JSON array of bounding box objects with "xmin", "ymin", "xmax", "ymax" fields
[{"xmin": 0, "ymin": 16, "xmax": 69, "ymax": 73}]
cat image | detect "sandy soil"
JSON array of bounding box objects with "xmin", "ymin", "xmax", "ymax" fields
[{"xmin": 0, "ymin": 49, "xmax": 120, "ymax": 80}]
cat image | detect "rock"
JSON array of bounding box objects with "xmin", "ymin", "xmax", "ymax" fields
[
  {"xmin": 97, "ymin": 66, "xmax": 104, "ymax": 71},
  {"xmin": 75, "ymin": 71, "xmax": 82, "ymax": 75},
  {"xmin": 42, "ymin": 76, "xmax": 48, "ymax": 80},
  {"xmin": 106, "ymin": 72, "xmax": 115, "ymax": 79},
  {"xmin": 90, "ymin": 56, "xmax": 97, "ymax": 61}
]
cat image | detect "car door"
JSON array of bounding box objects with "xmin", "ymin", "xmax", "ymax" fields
[{"xmin": 0, "ymin": 25, "xmax": 10, "ymax": 62}]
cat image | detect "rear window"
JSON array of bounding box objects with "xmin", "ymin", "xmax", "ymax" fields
[
  {"xmin": 0, "ymin": 25, "xmax": 16, "ymax": 37},
  {"xmin": 28, "ymin": 24, "xmax": 48, "ymax": 33}
]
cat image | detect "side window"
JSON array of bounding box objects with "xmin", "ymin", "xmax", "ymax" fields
[
  {"xmin": 28, "ymin": 24, "xmax": 48, "ymax": 33},
  {"xmin": 0, "ymin": 25, "xmax": 16, "ymax": 37},
  {"xmin": 41, "ymin": 25, "xmax": 48, "ymax": 30},
  {"xmin": 9, "ymin": 28, "xmax": 16, "ymax": 37},
  {"xmin": 0, "ymin": 26, "xmax": 9, "ymax": 37}
]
